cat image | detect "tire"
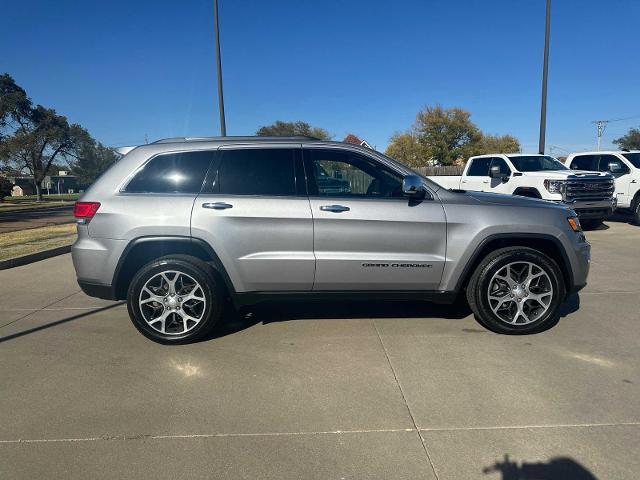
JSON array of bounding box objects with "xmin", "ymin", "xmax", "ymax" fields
[
  {"xmin": 466, "ymin": 247, "xmax": 565, "ymax": 334},
  {"xmin": 580, "ymin": 218, "xmax": 603, "ymax": 230},
  {"xmin": 633, "ymin": 199, "xmax": 640, "ymax": 226},
  {"xmin": 127, "ymin": 255, "xmax": 222, "ymax": 344}
]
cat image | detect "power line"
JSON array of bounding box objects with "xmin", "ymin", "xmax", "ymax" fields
[{"xmin": 591, "ymin": 115, "xmax": 640, "ymax": 151}]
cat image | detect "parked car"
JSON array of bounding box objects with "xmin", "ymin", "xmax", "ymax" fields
[
  {"xmin": 428, "ymin": 154, "xmax": 615, "ymax": 229},
  {"xmin": 565, "ymin": 150, "xmax": 640, "ymax": 224},
  {"xmin": 72, "ymin": 137, "xmax": 590, "ymax": 343}
]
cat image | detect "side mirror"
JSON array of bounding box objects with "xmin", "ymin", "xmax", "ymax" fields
[
  {"xmin": 608, "ymin": 161, "xmax": 623, "ymax": 173},
  {"xmin": 402, "ymin": 174, "xmax": 425, "ymax": 197}
]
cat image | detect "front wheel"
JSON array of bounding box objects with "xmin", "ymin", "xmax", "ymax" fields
[
  {"xmin": 127, "ymin": 255, "xmax": 222, "ymax": 344},
  {"xmin": 466, "ymin": 247, "xmax": 565, "ymax": 334}
]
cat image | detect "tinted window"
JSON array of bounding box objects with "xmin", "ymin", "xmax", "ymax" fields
[
  {"xmin": 508, "ymin": 155, "xmax": 567, "ymax": 171},
  {"xmin": 125, "ymin": 151, "xmax": 212, "ymax": 193},
  {"xmin": 305, "ymin": 149, "xmax": 403, "ymax": 198},
  {"xmin": 570, "ymin": 155, "xmax": 597, "ymax": 171},
  {"xmin": 467, "ymin": 158, "xmax": 491, "ymax": 176},
  {"xmin": 598, "ymin": 154, "xmax": 629, "ymax": 174},
  {"xmin": 622, "ymin": 153, "xmax": 640, "ymax": 168},
  {"xmin": 490, "ymin": 157, "xmax": 511, "ymax": 175},
  {"xmin": 217, "ymin": 148, "xmax": 296, "ymax": 196}
]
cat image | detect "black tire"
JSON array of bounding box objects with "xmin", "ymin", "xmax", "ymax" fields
[
  {"xmin": 580, "ymin": 218, "xmax": 603, "ymax": 230},
  {"xmin": 633, "ymin": 199, "xmax": 640, "ymax": 226},
  {"xmin": 127, "ymin": 255, "xmax": 222, "ymax": 344},
  {"xmin": 466, "ymin": 247, "xmax": 565, "ymax": 334}
]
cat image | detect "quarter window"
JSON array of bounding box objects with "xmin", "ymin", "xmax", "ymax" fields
[
  {"xmin": 125, "ymin": 151, "xmax": 213, "ymax": 193},
  {"xmin": 217, "ymin": 148, "xmax": 297, "ymax": 196},
  {"xmin": 305, "ymin": 149, "xmax": 403, "ymax": 198}
]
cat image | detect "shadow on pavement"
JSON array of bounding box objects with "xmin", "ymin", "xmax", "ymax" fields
[
  {"xmin": 483, "ymin": 454, "xmax": 597, "ymax": 479},
  {"xmin": 0, "ymin": 302, "xmax": 125, "ymax": 343}
]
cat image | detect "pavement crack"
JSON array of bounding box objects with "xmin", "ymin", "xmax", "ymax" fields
[{"xmin": 372, "ymin": 319, "xmax": 440, "ymax": 480}]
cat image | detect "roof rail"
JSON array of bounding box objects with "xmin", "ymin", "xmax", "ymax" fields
[{"xmin": 151, "ymin": 135, "xmax": 322, "ymax": 144}]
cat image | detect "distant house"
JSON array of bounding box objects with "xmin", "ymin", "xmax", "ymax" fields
[
  {"xmin": 343, "ymin": 134, "xmax": 373, "ymax": 149},
  {"xmin": 7, "ymin": 171, "xmax": 79, "ymax": 196}
]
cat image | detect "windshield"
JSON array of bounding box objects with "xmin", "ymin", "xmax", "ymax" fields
[
  {"xmin": 507, "ymin": 155, "xmax": 568, "ymax": 172},
  {"xmin": 622, "ymin": 153, "xmax": 640, "ymax": 168}
]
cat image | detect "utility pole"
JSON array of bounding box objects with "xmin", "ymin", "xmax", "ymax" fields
[
  {"xmin": 538, "ymin": 0, "xmax": 551, "ymax": 154},
  {"xmin": 214, "ymin": 0, "xmax": 227, "ymax": 136},
  {"xmin": 593, "ymin": 120, "xmax": 606, "ymax": 151}
]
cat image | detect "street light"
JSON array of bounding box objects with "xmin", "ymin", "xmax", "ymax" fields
[
  {"xmin": 538, "ymin": 0, "xmax": 551, "ymax": 154},
  {"xmin": 214, "ymin": 0, "xmax": 227, "ymax": 136}
]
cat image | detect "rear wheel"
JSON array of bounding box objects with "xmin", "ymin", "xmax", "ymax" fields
[
  {"xmin": 466, "ymin": 247, "xmax": 565, "ymax": 334},
  {"xmin": 633, "ymin": 199, "xmax": 640, "ymax": 225},
  {"xmin": 127, "ymin": 255, "xmax": 222, "ymax": 344}
]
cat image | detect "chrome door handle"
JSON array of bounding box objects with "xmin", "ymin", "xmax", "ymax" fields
[
  {"xmin": 202, "ymin": 202, "xmax": 233, "ymax": 210},
  {"xmin": 320, "ymin": 204, "xmax": 350, "ymax": 213}
]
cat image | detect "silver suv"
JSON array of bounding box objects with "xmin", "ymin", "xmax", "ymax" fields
[{"xmin": 72, "ymin": 137, "xmax": 590, "ymax": 343}]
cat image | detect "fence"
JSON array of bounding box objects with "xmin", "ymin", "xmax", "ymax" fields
[{"xmin": 412, "ymin": 165, "xmax": 464, "ymax": 176}]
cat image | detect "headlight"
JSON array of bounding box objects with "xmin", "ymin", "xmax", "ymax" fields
[{"xmin": 544, "ymin": 179, "xmax": 566, "ymax": 194}]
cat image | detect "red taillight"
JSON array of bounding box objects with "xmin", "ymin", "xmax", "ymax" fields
[{"xmin": 74, "ymin": 201, "xmax": 101, "ymax": 219}]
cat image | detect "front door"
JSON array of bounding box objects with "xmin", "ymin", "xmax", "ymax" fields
[
  {"xmin": 463, "ymin": 157, "xmax": 492, "ymax": 192},
  {"xmin": 303, "ymin": 147, "xmax": 447, "ymax": 291},
  {"xmin": 191, "ymin": 145, "xmax": 315, "ymax": 292}
]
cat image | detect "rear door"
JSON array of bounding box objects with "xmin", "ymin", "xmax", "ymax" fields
[
  {"xmin": 191, "ymin": 145, "xmax": 315, "ymax": 292},
  {"xmin": 304, "ymin": 146, "xmax": 447, "ymax": 291},
  {"xmin": 462, "ymin": 157, "xmax": 492, "ymax": 192}
]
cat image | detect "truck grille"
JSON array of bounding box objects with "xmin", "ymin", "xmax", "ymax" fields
[{"xmin": 564, "ymin": 177, "xmax": 614, "ymax": 202}]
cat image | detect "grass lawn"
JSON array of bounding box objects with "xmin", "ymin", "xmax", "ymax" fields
[
  {"xmin": 0, "ymin": 201, "xmax": 75, "ymax": 213},
  {"xmin": 0, "ymin": 224, "xmax": 77, "ymax": 261}
]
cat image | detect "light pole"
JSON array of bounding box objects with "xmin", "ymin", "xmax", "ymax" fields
[
  {"xmin": 214, "ymin": 0, "xmax": 227, "ymax": 136},
  {"xmin": 538, "ymin": 0, "xmax": 551, "ymax": 154}
]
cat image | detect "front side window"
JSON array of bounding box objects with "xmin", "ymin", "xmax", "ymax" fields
[
  {"xmin": 622, "ymin": 153, "xmax": 640, "ymax": 169},
  {"xmin": 598, "ymin": 154, "xmax": 630, "ymax": 174},
  {"xmin": 305, "ymin": 149, "xmax": 403, "ymax": 198},
  {"xmin": 125, "ymin": 151, "xmax": 213, "ymax": 193},
  {"xmin": 490, "ymin": 157, "xmax": 511, "ymax": 175},
  {"xmin": 508, "ymin": 155, "xmax": 567, "ymax": 172},
  {"xmin": 467, "ymin": 158, "xmax": 491, "ymax": 176},
  {"xmin": 570, "ymin": 155, "xmax": 597, "ymax": 171},
  {"xmin": 217, "ymin": 148, "xmax": 297, "ymax": 196}
]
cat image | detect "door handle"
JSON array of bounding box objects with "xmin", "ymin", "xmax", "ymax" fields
[
  {"xmin": 482, "ymin": 180, "xmax": 490, "ymax": 184},
  {"xmin": 320, "ymin": 204, "xmax": 350, "ymax": 213},
  {"xmin": 202, "ymin": 202, "xmax": 233, "ymax": 210}
]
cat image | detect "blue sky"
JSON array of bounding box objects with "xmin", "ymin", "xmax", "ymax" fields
[{"xmin": 2, "ymin": 0, "xmax": 639, "ymax": 153}]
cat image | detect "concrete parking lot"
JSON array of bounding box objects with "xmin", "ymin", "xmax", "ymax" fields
[{"xmin": 1, "ymin": 219, "xmax": 639, "ymax": 479}]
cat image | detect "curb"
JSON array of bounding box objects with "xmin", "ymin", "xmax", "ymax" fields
[{"xmin": 0, "ymin": 245, "xmax": 72, "ymax": 270}]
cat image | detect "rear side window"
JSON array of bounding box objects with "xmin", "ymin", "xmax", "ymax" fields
[
  {"xmin": 125, "ymin": 151, "xmax": 213, "ymax": 193},
  {"xmin": 570, "ymin": 155, "xmax": 597, "ymax": 171},
  {"xmin": 217, "ymin": 148, "xmax": 297, "ymax": 196},
  {"xmin": 467, "ymin": 158, "xmax": 491, "ymax": 176}
]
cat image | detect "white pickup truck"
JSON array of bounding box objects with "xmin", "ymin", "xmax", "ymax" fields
[
  {"xmin": 428, "ymin": 153, "xmax": 616, "ymax": 229},
  {"xmin": 565, "ymin": 150, "xmax": 640, "ymax": 224}
]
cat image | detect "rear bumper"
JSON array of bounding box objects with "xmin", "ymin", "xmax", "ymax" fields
[{"xmin": 78, "ymin": 280, "xmax": 117, "ymax": 300}]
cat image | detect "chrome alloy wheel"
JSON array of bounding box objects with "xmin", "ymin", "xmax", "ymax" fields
[
  {"xmin": 138, "ymin": 270, "xmax": 207, "ymax": 335},
  {"xmin": 487, "ymin": 261, "xmax": 554, "ymax": 325}
]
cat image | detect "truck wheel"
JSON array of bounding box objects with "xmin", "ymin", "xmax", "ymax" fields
[
  {"xmin": 466, "ymin": 247, "xmax": 565, "ymax": 334},
  {"xmin": 127, "ymin": 255, "xmax": 222, "ymax": 344},
  {"xmin": 633, "ymin": 200, "xmax": 640, "ymax": 226},
  {"xmin": 580, "ymin": 219, "xmax": 603, "ymax": 230}
]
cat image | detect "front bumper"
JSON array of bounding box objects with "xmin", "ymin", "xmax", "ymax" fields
[{"xmin": 561, "ymin": 198, "xmax": 616, "ymax": 219}]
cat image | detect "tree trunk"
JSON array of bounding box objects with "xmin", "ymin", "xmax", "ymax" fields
[{"xmin": 35, "ymin": 182, "xmax": 42, "ymax": 202}]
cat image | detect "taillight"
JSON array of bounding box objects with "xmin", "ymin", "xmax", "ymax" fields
[{"xmin": 74, "ymin": 202, "xmax": 101, "ymax": 223}]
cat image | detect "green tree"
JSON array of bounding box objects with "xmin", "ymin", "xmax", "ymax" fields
[
  {"xmin": 473, "ymin": 134, "xmax": 521, "ymax": 156},
  {"xmin": 613, "ymin": 127, "xmax": 640, "ymax": 150},
  {"xmin": 413, "ymin": 105, "xmax": 482, "ymax": 165},
  {"xmin": 384, "ymin": 133, "xmax": 429, "ymax": 167},
  {"xmin": 256, "ymin": 120, "xmax": 331, "ymax": 140},
  {"xmin": 69, "ymin": 140, "xmax": 117, "ymax": 184},
  {"xmin": 0, "ymin": 74, "xmax": 90, "ymax": 200},
  {"xmin": 0, "ymin": 175, "xmax": 12, "ymax": 199}
]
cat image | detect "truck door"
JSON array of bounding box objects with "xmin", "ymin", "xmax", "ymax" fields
[
  {"xmin": 462, "ymin": 157, "xmax": 492, "ymax": 192},
  {"xmin": 598, "ymin": 154, "xmax": 631, "ymax": 208}
]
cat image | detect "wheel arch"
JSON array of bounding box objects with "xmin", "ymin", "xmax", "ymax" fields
[
  {"xmin": 512, "ymin": 187, "xmax": 542, "ymax": 199},
  {"xmin": 112, "ymin": 236, "xmax": 236, "ymax": 300},
  {"xmin": 454, "ymin": 233, "xmax": 573, "ymax": 296}
]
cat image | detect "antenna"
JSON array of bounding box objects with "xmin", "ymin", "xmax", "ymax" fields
[{"xmin": 591, "ymin": 115, "xmax": 640, "ymax": 151}]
